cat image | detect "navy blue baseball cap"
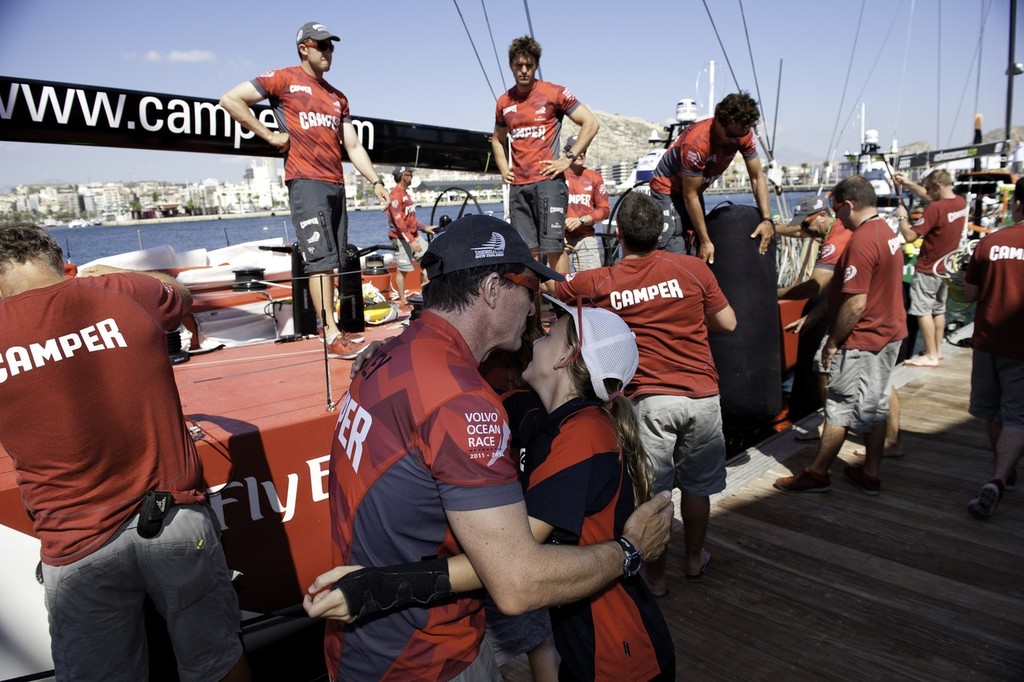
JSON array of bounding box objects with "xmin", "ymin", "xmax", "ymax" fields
[{"xmin": 421, "ymin": 215, "xmax": 563, "ymax": 282}]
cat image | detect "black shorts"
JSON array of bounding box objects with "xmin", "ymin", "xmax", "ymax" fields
[
  {"xmin": 509, "ymin": 179, "xmax": 567, "ymax": 255},
  {"xmin": 287, "ymin": 178, "xmax": 348, "ymax": 273}
]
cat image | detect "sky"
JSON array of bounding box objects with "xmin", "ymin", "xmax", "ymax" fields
[{"xmin": 1, "ymin": 0, "xmax": 1022, "ymax": 187}]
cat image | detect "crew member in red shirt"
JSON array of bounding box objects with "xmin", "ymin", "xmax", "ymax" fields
[
  {"xmin": 220, "ymin": 21, "xmax": 388, "ymax": 359},
  {"xmin": 775, "ymin": 176, "xmax": 908, "ymax": 496},
  {"xmin": 544, "ymin": 191, "xmax": 737, "ymax": 597},
  {"xmin": 562, "ymin": 135, "xmax": 610, "ymax": 271},
  {"xmin": 962, "ymin": 177, "xmax": 1024, "ymax": 519},
  {"xmin": 0, "ymin": 224, "xmax": 249, "ymax": 681},
  {"xmin": 493, "ymin": 35, "xmax": 600, "ymax": 272},
  {"xmin": 647, "ymin": 91, "xmax": 774, "ymax": 263},
  {"xmin": 895, "ymin": 169, "xmax": 969, "ymax": 367},
  {"xmin": 387, "ymin": 166, "xmax": 434, "ymax": 310}
]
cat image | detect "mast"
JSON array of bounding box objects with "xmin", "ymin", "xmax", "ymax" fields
[{"xmin": 1006, "ymin": 0, "xmax": 1018, "ymax": 167}]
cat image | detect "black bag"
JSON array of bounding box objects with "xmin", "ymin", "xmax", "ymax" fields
[{"xmin": 136, "ymin": 491, "xmax": 172, "ymax": 539}]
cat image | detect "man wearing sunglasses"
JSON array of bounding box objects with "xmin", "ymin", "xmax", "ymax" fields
[
  {"xmin": 302, "ymin": 215, "xmax": 674, "ymax": 681},
  {"xmin": 648, "ymin": 91, "xmax": 775, "ymax": 265},
  {"xmin": 220, "ymin": 21, "xmax": 389, "ymax": 360}
]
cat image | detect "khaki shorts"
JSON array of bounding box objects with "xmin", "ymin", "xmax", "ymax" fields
[
  {"xmin": 42, "ymin": 504, "xmax": 243, "ymax": 682},
  {"xmin": 635, "ymin": 393, "xmax": 727, "ymax": 497},
  {"xmin": 824, "ymin": 341, "xmax": 901, "ymax": 432},
  {"xmin": 908, "ymin": 270, "xmax": 948, "ymax": 316},
  {"xmin": 567, "ymin": 234, "xmax": 602, "ymax": 271}
]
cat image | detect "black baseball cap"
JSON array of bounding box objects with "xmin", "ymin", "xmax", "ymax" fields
[
  {"xmin": 296, "ymin": 22, "xmax": 340, "ymax": 45},
  {"xmin": 421, "ymin": 215, "xmax": 564, "ymax": 282},
  {"xmin": 392, "ymin": 166, "xmax": 412, "ymax": 181},
  {"xmin": 788, "ymin": 194, "xmax": 832, "ymax": 226}
]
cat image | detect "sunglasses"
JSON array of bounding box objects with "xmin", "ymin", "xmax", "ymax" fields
[
  {"xmin": 501, "ymin": 271, "xmax": 540, "ymax": 294},
  {"xmin": 303, "ymin": 39, "xmax": 335, "ymax": 52}
]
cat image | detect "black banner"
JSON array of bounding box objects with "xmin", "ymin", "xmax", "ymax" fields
[
  {"xmin": 0, "ymin": 76, "xmax": 497, "ymax": 173},
  {"xmin": 894, "ymin": 140, "xmax": 1008, "ymax": 170}
]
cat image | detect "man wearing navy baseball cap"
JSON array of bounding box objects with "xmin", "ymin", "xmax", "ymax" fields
[{"xmin": 303, "ymin": 213, "xmax": 674, "ymax": 681}]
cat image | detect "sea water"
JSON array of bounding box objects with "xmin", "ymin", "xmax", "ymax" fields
[{"xmin": 46, "ymin": 191, "xmax": 808, "ymax": 266}]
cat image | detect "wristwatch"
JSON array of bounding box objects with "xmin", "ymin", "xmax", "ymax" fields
[
  {"xmin": 564, "ymin": 150, "xmax": 576, "ymax": 161},
  {"xmin": 372, "ymin": 179, "xmax": 385, "ymax": 187},
  {"xmin": 616, "ymin": 537, "xmax": 643, "ymax": 578}
]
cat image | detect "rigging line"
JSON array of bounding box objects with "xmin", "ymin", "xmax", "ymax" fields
[
  {"xmin": 936, "ymin": 0, "xmax": 942, "ymax": 146},
  {"xmin": 822, "ymin": 0, "xmax": 866, "ymax": 163},
  {"xmin": 832, "ymin": 5, "xmax": 909, "ymax": 160},
  {"xmin": 481, "ymin": 0, "xmax": 507, "ymax": 92},
  {"xmin": 522, "ymin": 0, "xmax": 541, "ymax": 81},
  {"xmin": 738, "ymin": 0, "xmax": 770, "ymax": 153},
  {"xmin": 973, "ymin": 0, "xmax": 989, "ymax": 129},
  {"xmin": 700, "ymin": 0, "xmax": 775, "ymax": 162},
  {"xmin": 452, "ymin": 0, "xmax": 498, "ymax": 100},
  {"xmin": 771, "ymin": 60, "xmax": 781, "ymax": 155},
  {"xmin": 892, "ymin": 0, "xmax": 915, "ymax": 143},
  {"xmin": 945, "ymin": 0, "xmax": 992, "ymax": 146}
]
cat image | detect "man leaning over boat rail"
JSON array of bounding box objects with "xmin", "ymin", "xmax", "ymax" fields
[
  {"xmin": 301, "ymin": 215, "xmax": 673, "ymax": 681},
  {"xmin": 962, "ymin": 177, "xmax": 1024, "ymax": 519},
  {"xmin": 647, "ymin": 91, "xmax": 775, "ymax": 264},
  {"xmin": 0, "ymin": 223, "xmax": 250, "ymax": 681},
  {"xmin": 219, "ymin": 20, "xmax": 389, "ymax": 361}
]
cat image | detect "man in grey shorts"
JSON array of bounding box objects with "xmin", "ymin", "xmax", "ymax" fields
[
  {"xmin": 492, "ymin": 35, "xmax": 600, "ymax": 272},
  {"xmin": 894, "ymin": 169, "xmax": 969, "ymax": 367},
  {"xmin": 0, "ymin": 223, "xmax": 249, "ymax": 681},
  {"xmin": 775, "ymin": 176, "xmax": 907, "ymax": 496},
  {"xmin": 220, "ymin": 21, "xmax": 389, "ymax": 359}
]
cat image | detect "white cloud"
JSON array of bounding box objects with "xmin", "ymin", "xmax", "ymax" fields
[
  {"xmin": 167, "ymin": 50, "xmax": 216, "ymax": 63},
  {"xmin": 119, "ymin": 50, "xmax": 138, "ymax": 61},
  {"xmin": 144, "ymin": 51, "xmax": 162, "ymax": 62}
]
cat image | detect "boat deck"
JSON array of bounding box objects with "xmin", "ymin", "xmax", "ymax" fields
[{"xmin": 501, "ymin": 344, "xmax": 1024, "ymax": 681}]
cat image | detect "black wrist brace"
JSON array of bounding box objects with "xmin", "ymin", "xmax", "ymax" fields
[{"xmin": 334, "ymin": 558, "xmax": 455, "ymax": 617}]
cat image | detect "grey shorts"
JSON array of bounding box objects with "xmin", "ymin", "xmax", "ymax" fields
[
  {"xmin": 635, "ymin": 393, "xmax": 727, "ymax": 497},
  {"xmin": 648, "ymin": 188, "xmax": 700, "ymax": 254},
  {"xmin": 824, "ymin": 341, "xmax": 901, "ymax": 432},
  {"xmin": 567, "ymin": 234, "xmax": 602, "ymax": 271},
  {"xmin": 42, "ymin": 503, "xmax": 242, "ymax": 682},
  {"xmin": 908, "ymin": 270, "xmax": 948, "ymax": 316},
  {"xmin": 393, "ymin": 235, "xmax": 427, "ymax": 272},
  {"xmin": 969, "ymin": 348, "xmax": 1024, "ymax": 428},
  {"xmin": 450, "ymin": 636, "xmax": 501, "ymax": 681},
  {"xmin": 509, "ymin": 180, "xmax": 567, "ymax": 255},
  {"xmin": 287, "ymin": 178, "xmax": 348, "ymax": 273}
]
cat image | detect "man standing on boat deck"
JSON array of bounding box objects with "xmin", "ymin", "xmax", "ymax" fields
[
  {"xmin": 0, "ymin": 223, "xmax": 250, "ymax": 682},
  {"xmin": 774, "ymin": 176, "xmax": 907, "ymax": 496},
  {"xmin": 387, "ymin": 166, "xmax": 434, "ymax": 310},
  {"xmin": 647, "ymin": 91, "xmax": 774, "ymax": 263},
  {"xmin": 894, "ymin": 169, "xmax": 969, "ymax": 368},
  {"xmin": 301, "ymin": 215, "xmax": 673, "ymax": 680},
  {"xmin": 962, "ymin": 177, "xmax": 1024, "ymax": 519},
  {"xmin": 543, "ymin": 191, "xmax": 737, "ymax": 596},
  {"xmin": 492, "ymin": 35, "xmax": 600, "ymax": 273},
  {"xmin": 562, "ymin": 135, "xmax": 610, "ymax": 271},
  {"xmin": 220, "ymin": 21, "xmax": 388, "ymax": 360}
]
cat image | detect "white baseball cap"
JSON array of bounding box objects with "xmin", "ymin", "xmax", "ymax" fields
[{"xmin": 543, "ymin": 295, "xmax": 638, "ymax": 400}]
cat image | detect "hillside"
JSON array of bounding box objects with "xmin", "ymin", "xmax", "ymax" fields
[{"xmin": 561, "ymin": 110, "xmax": 665, "ymax": 167}]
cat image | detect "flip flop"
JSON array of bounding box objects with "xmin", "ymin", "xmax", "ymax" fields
[
  {"xmin": 904, "ymin": 356, "xmax": 939, "ymax": 368},
  {"xmin": 685, "ymin": 550, "xmax": 712, "ymax": 583}
]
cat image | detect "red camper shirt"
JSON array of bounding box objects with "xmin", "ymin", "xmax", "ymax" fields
[
  {"xmin": 326, "ymin": 312, "xmax": 522, "ymax": 681},
  {"xmin": 565, "ymin": 166, "xmax": 610, "ymax": 238},
  {"xmin": 387, "ymin": 185, "xmax": 425, "ymax": 242},
  {"xmin": 648, "ymin": 117, "xmax": 759, "ymax": 196},
  {"xmin": 828, "ymin": 217, "xmax": 908, "ymax": 351},
  {"xmin": 816, "ymin": 220, "xmax": 853, "ymax": 270},
  {"xmin": 252, "ymin": 65, "xmax": 348, "ymax": 184},
  {"xmin": 0, "ymin": 274, "xmax": 203, "ymax": 566},
  {"xmin": 911, "ymin": 195, "xmax": 969, "ymax": 274},
  {"xmin": 495, "ymin": 80, "xmax": 580, "ymax": 185},
  {"xmin": 523, "ymin": 402, "xmax": 674, "ymax": 681},
  {"xmin": 965, "ymin": 223, "xmax": 1024, "ymax": 359},
  {"xmin": 554, "ymin": 251, "xmax": 730, "ymax": 399}
]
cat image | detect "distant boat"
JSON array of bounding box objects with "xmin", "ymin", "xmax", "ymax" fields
[{"xmin": 67, "ymin": 218, "xmax": 91, "ymax": 229}]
